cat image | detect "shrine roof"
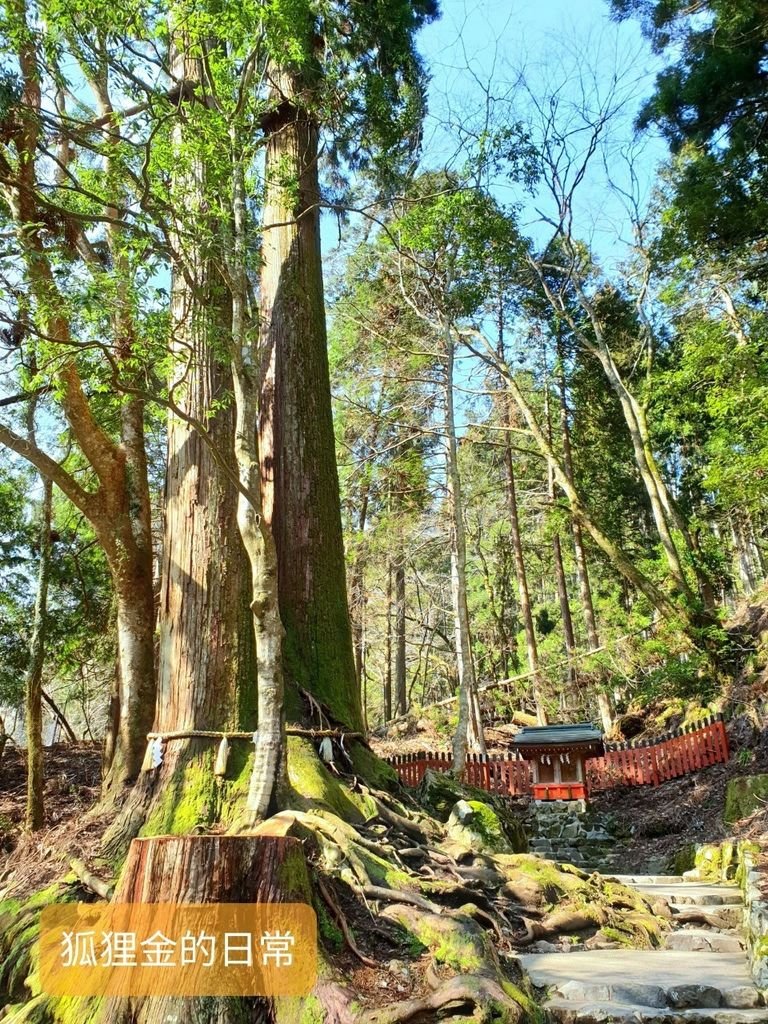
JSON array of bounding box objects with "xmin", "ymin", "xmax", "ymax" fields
[{"xmin": 510, "ymin": 723, "xmax": 603, "ymax": 748}]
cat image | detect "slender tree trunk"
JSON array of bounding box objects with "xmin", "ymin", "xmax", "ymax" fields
[
  {"xmin": 557, "ymin": 356, "xmax": 600, "ymax": 651},
  {"xmin": 98, "ymin": 550, "xmax": 157, "ymax": 790},
  {"xmin": 597, "ymin": 690, "xmax": 615, "ymax": 736},
  {"xmin": 485, "ymin": 350, "xmax": 688, "ymax": 626},
  {"xmin": 497, "ymin": 326, "xmax": 547, "ymax": 724},
  {"xmin": 42, "ymin": 689, "xmax": 77, "ymax": 743},
  {"xmin": 228, "ymin": 151, "xmax": 286, "ymax": 821},
  {"xmin": 350, "ymin": 485, "xmax": 370, "ymax": 690},
  {"xmin": 394, "ymin": 551, "xmax": 407, "ymax": 717},
  {"xmin": 103, "ymin": 667, "xmax": 120, "ymax": 773},
  {"xmin": 384, "ymin": 560, "xmax": 393, "ymax": 722},
  {"xmin": 537, "ymin": 268, "xmax": 710, "ymax": 607},
  {"xmin": 731, "ymin": 513, "xmax": 757, "ymax": 595},
  {"xmin": 503, "ymin": 443, "xmax": 547, "ymax": 724},
  {"xmin": 445, "ymin": 335, "xmax": 484, "ymax": 774},
  {"xmin": 97, "ymin": 71, "xmax": 158, "ymax": 791},
  {"xmin": 749, "ymin": 515, "xmax": 766, "ymax": 576},
  {"xmin": 545, "ymin": 388, "xmax": 578, "ymax": 709},
  {"xmin": 259, "ymin": 63, "xmax": 362, "ymax": 732},
  {"xmin": 25, "ymin": 475, "xmax": 52, "ymax": 832},
  {"xmin": 469, "ymin": 684, "xmax": 487, "ymax": 754}
]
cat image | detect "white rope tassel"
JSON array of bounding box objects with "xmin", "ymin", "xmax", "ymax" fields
[
  {"xmin": 150, "ymin": 736, "xmax": 165, "ymax": 769},
  {"xmin": 319, "ymin": 737, "xmax": 334, "ymax": 763},
  {"xmin": 214, "ymin": 735, "xmax": 230, "ymax": 777}
]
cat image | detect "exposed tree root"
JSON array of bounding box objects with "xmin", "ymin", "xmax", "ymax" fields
[
  {"xmin": 359, "ymin": 973, "xmax": 524, "ymax": 1024},
  {"xmin": 0, "ymin": 749, "xmax": 670, "ymax": 1024},
  {"xmin": 317, "ymin": 873, "xmax": 379, "ymax": 968},
  {"xmin": 68, "ymin": 857, "xmax": 113, "ymax": 900},
  {"xmin": 359, "ymin": 885, "xmax": 444, "ymax": 915},
  {"xmin": 517, "ymin": 908, "xmax": 603, "ymax": 946},
  {"xmin": 672, "ymin": 907, "xmax": 730, "ymax": 929}
]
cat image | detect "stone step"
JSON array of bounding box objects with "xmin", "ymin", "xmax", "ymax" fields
[
  {"xmin": 519, "ymin": 950, "xmax": 762, "ymax": 1011},
  {"xmin": 620, "ymin": 883, "xmax": 743, "ymax": 907},
  {"xmin": 543, "ymin": 998, "xmax": 768, "ymax": 1022},
  {"xmin": 663, "ymin": 930, "xmax": 745, "ymax": 953},
  {"xmin": 611, "ymin": 876, "xmax": 687, "ymax": 886}
]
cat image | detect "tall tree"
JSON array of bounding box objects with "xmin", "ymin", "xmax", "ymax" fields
[
  {"xmin": 24, "ymin": 473, "xmax": 51, "ymax": 832},
  {"xmin": 258, "ymin": 0, "xmax": 437, "ymax": 732},
  {"xmin": 0, "ymin": 3, "xmax": 157, "ymax": 790},
  {"xmin": 612, "ymin": 0, "xmax": 768, "ymax": 253}
]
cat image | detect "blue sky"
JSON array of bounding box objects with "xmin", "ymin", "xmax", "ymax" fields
[{"xmin": 413, "ymin": 0, "xmax": 669, "ymax": 270}]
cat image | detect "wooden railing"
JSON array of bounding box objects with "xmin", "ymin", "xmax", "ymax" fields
[
  {"xmin": 387, "ymin": 750, "xmax": 532, "ymax": 796},
  {"xmin": 386, "ymin": 714, "xmax": 730, "ymax": 796},
  {"xmin": 586, "ymin": 714, "xmax": 730, "ymax": 792}
]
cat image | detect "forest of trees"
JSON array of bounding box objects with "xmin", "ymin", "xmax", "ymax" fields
[
  {"xmin": 0, "ymin": 0, "xmax": 766, "ymax": 1022},
  {"xmin": 0, "ymin": 0, "xmax": 764, "ymax": 873}
]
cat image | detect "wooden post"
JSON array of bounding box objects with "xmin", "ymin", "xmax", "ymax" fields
[{"xmin": 648, "ymin": 740, "xmax": 660, "ymax": 787}]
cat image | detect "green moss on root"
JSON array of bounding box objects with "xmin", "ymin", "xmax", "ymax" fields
[
  {"xmin": 383, "ymin": 907, "xmax": 491, "ymax": 972},
  {"xmin": 348, "ymin": 744, "xmax": 399, "ymax": 791},
  {"xmin": 286, "ymin": 737, "xmax": 375, "ymax": 823},
  {"xmin": 500, "ymin": 981, "xmax": 545, "ymax": 1023},
  {"xmin": 0, "ymin": 883, "xmax": 82, "ymax": 1009}
]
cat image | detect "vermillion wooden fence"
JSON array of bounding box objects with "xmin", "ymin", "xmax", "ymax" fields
[
  {"xmin": 387, "ymin": 750, "xmax": 532, "ymax": 795},
  {"xmin": 386, "ymin": 714, "xmax": 729, "ymax": 796},
  {"xmin": 585, "ymin": 714, "xmax": 730, "ymax": 792}
]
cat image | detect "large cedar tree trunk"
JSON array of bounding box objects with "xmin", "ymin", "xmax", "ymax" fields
[
  {"xmin": 102, "ymin": 38, "xmax": 255, "ymax": 849},
  {"xmin": 259, "ymin": 66, "xmax": 362, "ymax": 732}
]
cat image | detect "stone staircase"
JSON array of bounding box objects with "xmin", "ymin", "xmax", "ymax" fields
[
  {"xmin": 526, "ymin": 800, "xmax": 624, "ymax": 873},
  {"xmin": 518, "ymin": 875, "xmax": 766, "ymax": 1023}
]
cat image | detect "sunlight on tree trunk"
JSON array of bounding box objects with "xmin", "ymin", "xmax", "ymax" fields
[{"xmin": 259, "ymin": 62, "xmax": 362, "ymax": 732}]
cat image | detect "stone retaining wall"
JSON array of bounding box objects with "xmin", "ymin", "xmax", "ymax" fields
[
  {"xmin": 524, "ymin": 799, "xmax": 626, "ymax": 872},
  {"xmin": 685, "ymin": 839, "xmax": 768, "ymax": 994}
]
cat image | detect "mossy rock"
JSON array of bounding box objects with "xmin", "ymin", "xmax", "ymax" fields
[
  {"xmin": 418, "ymin": 769, "xmax": 527, "ymax": 851},
  {"xmin": 724, "ymin": 775, "xmax": 768, "ymax": 825},
  {"xmin": 689, "ymin": 840, "xmax": 740, "ymax": 882},
  {"xmin": 418, "ymin": 767, "xmax": 489, "ymax": 819},
  {"xmin": 447, "ymin": 800, "xmax": 515, "ymax": 854},
  {"xmin": 670, "ymin": 843, "xmax": 696, "ymax": 875}
]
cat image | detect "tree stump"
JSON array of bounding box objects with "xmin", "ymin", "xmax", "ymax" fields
[
  {"xmin": 100, "ymin": 835, "xmax": 312, "ymax": 1024},
  {"xmin": 115, "ymin": 834, "xmax": 310, "ymax": 903}
]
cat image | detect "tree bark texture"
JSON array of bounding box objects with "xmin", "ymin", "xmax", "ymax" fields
[
  {"xmin": 259, "ymin": 65, "xmax": 362, "ymax": 732},
  {"xmin": 100, "ymin": 32, "xmax": 257, "ymax": 850},
  {"xmin": 103, "ymin": 835, "xmax": 310, "ymax": 1024},
  {"xmin": 384, "ymin": 560, "xmax": 393, "ymax": 722},
  {"xmin": 394, "ymin": 554, "xmax": 407, "ymax": 717}
]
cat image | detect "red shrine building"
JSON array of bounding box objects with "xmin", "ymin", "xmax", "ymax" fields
[{"xmin": 510, "ymin": 723, "xmax": 605, "ymax": 801}]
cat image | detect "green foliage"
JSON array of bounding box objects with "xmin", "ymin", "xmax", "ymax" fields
[{"xmin": 612, "ymin": 0, "xmax": 768, "ymax": 252}]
